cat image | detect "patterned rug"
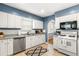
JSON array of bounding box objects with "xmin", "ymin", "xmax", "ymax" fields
[{"xmin": 25, "ymin": 46, "xmax": 47, "ymax": 56}]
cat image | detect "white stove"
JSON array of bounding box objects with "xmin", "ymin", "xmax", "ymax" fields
[{"xmin": 54, "ymin": 30, "xmax": 78, "ymax": 56}]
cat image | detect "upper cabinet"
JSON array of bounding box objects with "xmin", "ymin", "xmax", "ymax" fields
[
  {"xmin": 0, "ymin": 12, "xmax": 43, "ymax": 30},
  {"xmin": 48, "ymin": 20, "xmax": 55, "ymax": 33},
  {"xmin": 0, "ymin": 12, "xmax": 22, "ymax": 28},
  {"xmin": 55, "ymin": 17, "xmax": 61, "ymax": 29},
  {"xmin": 33, "ymin": 20, "xmax": 43, "ymax": 29},
  {"xmin": 21, "ymin": 17, "xmax": 33, "ymax": 30},
  {"xmin": 76, "ymin": 13, "xmax": 79, "ymax": 28},
  {"xmin": 0, "ymin": 12, "xmax": 8, "ymax": 28},
  {"xmin": 61, "ymin": 14, "xmax": 77, "ymax": 22},
  {"xmin": 7, "ymin": 14, "xmax": 21, "ymax": 28}
]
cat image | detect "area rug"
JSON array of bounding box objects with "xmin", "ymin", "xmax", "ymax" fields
[{"xmin": 25, "ymin": 46, "xmax": 47, "ymax": 56}]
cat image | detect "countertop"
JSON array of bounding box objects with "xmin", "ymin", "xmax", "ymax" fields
[{"xmin": 0, "ymin": 33, "xmax": 45, "ymax": 40}]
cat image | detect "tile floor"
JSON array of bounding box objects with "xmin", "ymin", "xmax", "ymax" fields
[{"xmin": 15, "ymin": 43, "xmax": 65, "ymax": 56}]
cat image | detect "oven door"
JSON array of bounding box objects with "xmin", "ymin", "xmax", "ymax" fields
[
  {"xmin": 58, "ymin": 38, "xmax": 76, "ymax": 53},
  {"xmin": 65, "ymin": 39, "xmax": 76, "ymax": 53}
]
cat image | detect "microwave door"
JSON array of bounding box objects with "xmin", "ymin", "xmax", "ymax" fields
[
  {"xmin": 71, "ymin": 22, "xmax": 77, "ymax": 29},
  {"xmin": 65, "ymin": 23, "xmax": 71, "ymax": 29}
]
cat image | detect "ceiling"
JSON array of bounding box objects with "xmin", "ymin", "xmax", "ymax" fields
[{"xmin": 5, "ymin": 3, "xmax": 78, "ymax": 17}]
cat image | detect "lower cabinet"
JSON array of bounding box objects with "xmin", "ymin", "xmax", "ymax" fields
[
  {"xmin": 0, "ymin": 39, "xmax": 13, "ymax": 56},
  {"xmin": 0, "ymin": 40, "xmax": 8, "ymax": 56},
  {"xmin": 26, "ymin": 36, "xmax": 31, "ymax": 49},
  {"xmin": 78, "ymin": 39, "xmax": 79, "ymax": 55},
  {"xmin": 26, "ymin": 34, "xmax": 45, "ymax": 49},
  {"xmin": 7, "ymin": 39, "xmax": 13, "ymax": 55}
]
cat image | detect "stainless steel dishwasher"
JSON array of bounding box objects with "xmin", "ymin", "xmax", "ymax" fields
[{"xmin": 13, "ymin": 37, "xmax": 26, "ymax": 54}]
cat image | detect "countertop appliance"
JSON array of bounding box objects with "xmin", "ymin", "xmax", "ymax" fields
[
  {"xmin": 13, "ymin": 37, "xmax": 26, "ymax": 54},
  {"xmin": 60, "ymin": 21, "xmax": 77, "ymax": 30}
]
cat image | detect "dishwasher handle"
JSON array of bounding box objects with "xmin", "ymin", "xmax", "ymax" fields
[{"xmin": 14, "ymin": 37, "xmax": 25, "ymax": 39}]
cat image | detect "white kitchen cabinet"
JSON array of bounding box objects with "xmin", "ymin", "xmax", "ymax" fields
[
  {"xmin": 15, "ymin": 16, "xmax": 22, "ymax": 28},
  {"xmin": 34, "ymin": 35, "xmax": 40, "ymax": 45},
  {"xmin": 78, "ymin": 39, "xmax": 79, "ymax": 55},
  {"xmin": 55, "ymin": 17, "xmax": 60, "ymax": 29},
  {"xmin": 21, "ymin": 18, "xmax": 32, "ymax": 30},
  {"xmin": 26, "ymin": 34, "xmax": 45, "ymax": 49},
  {"xmin": 40, "ymin": 35, "xmax": 45, "ymax": 43},
  {"xmin": 61, "ymin": 14, "xmax": 76, "ymax": 22},
  {"xmin": 34, "ymin": 35, "xmax": 45, "ymax": 45},
  {"xmin": 0, "ymin": 12, "xmax": 8, "ymax": 28},
  {"xmin": 7, "ymin": 39, "xmax": 13, "ymax": 55},
  {"xmin": 0, "ymin": 40, "xmax": 2, "ymax": 56},
  {"xmin": 7, "ymin": 14, "xmax": 21, "ymax": 28},
  {"xmin": 7, "ymin": 14, "xmax": 16, "ymax": 28},
  {"xmin": 26, "ymin": 36, "xmax": 31, "ymax": 49},
  {"xmin": 48, "ymin": 20, "xmax": 55, "ymax": 33},
  {"xmin": 0, "ymin": 40, "xmax": 8, "ymax": 56},
  {"xmin": 31, "ymin": 36, "xmax": 36, "ymax": 47},
  {"xmin": 33, "ymin": 20, "xmax": 43, "ymax": 29},
  {"xmin": 76, "ymin": 13, "xmax": 79, "ymax": 28}
]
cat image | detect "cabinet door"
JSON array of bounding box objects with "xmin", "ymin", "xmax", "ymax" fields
[
  {"xmin": 62, "ymin": 14, "xmax": 76, "ymax": 22},
  {"xmin": 7, "ymin": 14, "xmax": 16, "ymax": 28},
  {"xmin": 34, "ymin": 35, "xmax": 39, "ymax": 45},
  {"xmin": 7, "ymin": 39, "xmax": 13, "ymax": 55},
  {"xmin": 21, "ymin": 18, "xmax": 32, "ymax": 30},
  {"xmin": 40, "ymin": 35, "xmax": 45, "ymax": 43},
  {"xmin": 55, "ymin": 18, "xmax": 60, "ymax": 29},
  {"xmin": 8, "ymin": 14, "xmax": 21, "ymax": 28},
  {"xmin": 26, "ymin": 37, "xmax": 31, "ymax": 49},
  {"xmin": 15, "ymin": 16, "xmax": 21, "ymax": 28},
  {"xmin": 76, "ymin": 13, "xmax": 79, "ymax": 28},
  {"xmin": 31, "ymin": 36, "xmax": 36, "ymax": 47},
  {"xmin": 0, "ymin": 40, "xmax": 8, "ymax": 56},
  {"xmin": 48, "ymin": 21, "xmax": 55, "ymax": 33},
  {"xmin": 0, "ymin": 40, "xmax": 1, "ymax": 55},
  {"xmin": 33, "ymin": 20, "xmax": 43, "ymax": 29},
  {"xmin": 0, "ymin": 12, "xmax": 8, "ymax": 27},
  {"xmin": 78, "ymin": 40, "xmax": 79, "ymax": 55}
]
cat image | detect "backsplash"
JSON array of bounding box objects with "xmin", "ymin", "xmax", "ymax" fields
[{"xmin": 0, "ymin": 30, "xmax": 18, "ymax": 35}]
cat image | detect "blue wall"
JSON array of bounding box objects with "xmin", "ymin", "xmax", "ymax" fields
[
  {"xmin": 43, "ymin": 15, "xmax": 55, "ymax": 42},
  {"xmin": 0, "ymin": 3, "xmax": 43, "ymax": 21},
  {"xmin": 55, "ymin": 4, "xmax": 79, "ymax": 17}
]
